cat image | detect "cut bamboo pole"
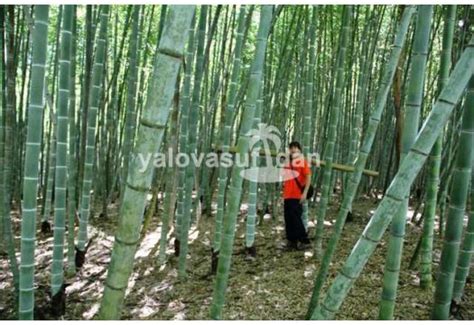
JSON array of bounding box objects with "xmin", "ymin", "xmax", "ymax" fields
[{"xmin": 213, "ymin": 146, "xmax": 379, "ymax": 177}]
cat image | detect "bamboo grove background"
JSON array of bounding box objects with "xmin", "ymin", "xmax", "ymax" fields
[{"xmin": 0, "ymin": 4, "xmax": 473, "ymax": 320}]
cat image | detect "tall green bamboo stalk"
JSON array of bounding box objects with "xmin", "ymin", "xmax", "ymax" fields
[
  {"xmin": 3, "ymin": 5, "xmax": 19, "ymax": 291},
  {"xmin": 379, "ymin": 5, "xmax": 433, "ymax": 319},
  {"xmin": 311, "ymin": 36, "xmax": 474, "ymax": 320},
  {"xmin": 120, "ymin": 5, "xmax": 140, "ymax": 200},
  {"xmin": 0, "ymin": 6, "xmax": 4, "ymax": 256},
  {"xmin": 76, "ymin": 6, "xmax": 109, "ymax": 255},
  {"xmin": 51, "ymin": 4, "xmax": 73, "ymax": 298},
  {"xmin": 245, "ymin": 84, "xmax": 263, "ymax": 251},
  {"xmin": 4, "ymin": 8, "xmax": 16, "ymax": 242},
  {"xmin": 212, "ymin": 5, "xmax": 248, "ymax": 254},
  {"xmin": 42, "ymin": 119, "xmax": 55, "ymax": 226},
  {"xmin": 18, "ymin": 5, "xmax": 50, "ymax": 320},
  {"xmin": 159, "ymin": 96, "xmax": 179, "ymax": 265},
  {"xmin": 315, "ymin": 6, "xmax": 352, "ymax": 256},
  {"xmin": 174, "ymin": 13, "xmax": 195, "ymax": 257},
  {"xmin": 306, "ymin": 7, "xmax": 415, "ymax": 317},
  {"xmin": 452, "ymin": 157, "xmax": 474, "ymax": 302},
  {"xmin": 42, "ymin": 9, "xmax": 62, "ymax": 227},
  {"xmin": 209, "ymin": 5, "xmax": 273, "ymax": 319},
  {"xmin": 179, "ymin": 6, "xmax": 208, "ymax": 279},
  {"xmin": 345, "ymin": 6, "xmax": 373, "ymax": 183},
  {"xmin": 98, "ymin": 6, "xmax": 195, "ymax": 319},
  {"xmin": 420, "ymin": 5, "xmax": 456, "ymax": 289},
  {"xmin": 301, "ymin": 6, "xmax": 317, "ymax": 227},
  {"xmin": 66, "ymin": 5, "xmax": 77, "ymax": 277},
  {"xmin": 0, "ymin": 5, "xmax": 19, "ymax": 289},
  {"xmin": 432, "ymin": 76, "xmax": 474, "ymax": 319},
  {"xmin": 76, "ymin": 5, "xmax": 93, "ymax": 202}
]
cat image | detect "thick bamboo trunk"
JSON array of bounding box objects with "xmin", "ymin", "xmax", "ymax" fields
[
  {"xmin": 98, "ymin": 6, "xmax": 195, "ymax": 319},
  {"xmin": 76, "ymin": 6, "xmax": 109, "ymax": 258},
  {"xmin": 18, "ymin": 5, "xmax": 50, "ymax": 320},
  {"xmin": 432, "ymin": 76, "xmax": 474, "ymax": 319},
  {"xmin": 420, "ymin": 5, "xmax": 456, "ymax": 290},
  {"xmin": 379, "ymin": 6, "xmax": 433, "ymax": 319},
  {"xmin": 50, "ymin": 6, "xmax": 73, "ymax": 310}
]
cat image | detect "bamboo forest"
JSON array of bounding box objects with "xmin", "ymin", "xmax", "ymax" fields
[{"xmin": 0, "ymin": 3, "xmax": 474, "ymax": 321}]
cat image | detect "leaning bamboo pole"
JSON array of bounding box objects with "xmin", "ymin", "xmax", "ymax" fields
[
  {"xmin": 306, "ymin": 6, "xmax": 415, "ymax": 317},
  {"xmin": 98, "ymin": 6, "xmax": 195, "ymax": 319},
  {"xmin": 311, "ymin": 35, "xmax": 474, "ymax": 320}
]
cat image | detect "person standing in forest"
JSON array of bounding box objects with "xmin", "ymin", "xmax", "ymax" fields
[{"xmin": 282, "ymin": 141, "xmax": 312, "ymax": 250}]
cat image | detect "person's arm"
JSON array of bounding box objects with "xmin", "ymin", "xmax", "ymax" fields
[
  {"xmin": 300, "ymin": 161, "xmax": 312, "ymax": 203},
  {"xmin": 299, "ymin": 173, "xmax": 311, "ymax": 203}
]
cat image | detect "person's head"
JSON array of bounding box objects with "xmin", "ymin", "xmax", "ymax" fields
[{"xmin": 289, "ymin": 141, "xmax": 302, "ymax": 156}]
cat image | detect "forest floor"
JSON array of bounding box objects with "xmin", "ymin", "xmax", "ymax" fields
[{"xmin": 1, "ymin": 194, "xmax": 473, "ymax": 320}]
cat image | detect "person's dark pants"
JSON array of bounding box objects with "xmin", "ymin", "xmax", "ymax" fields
[{"xmin": 284, "ymin": 199, "xmax": 310, "ymax": 244}]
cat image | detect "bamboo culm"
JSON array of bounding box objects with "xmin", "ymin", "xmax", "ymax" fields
[
  {"xmin": 311, "ymin": 36, "xmax": 474, "ymax": 320},
  {"xmin": 306, "ymin": 6, "xmax": 415, "ymax": 317},
  {"xmin": 98, "ymin": 6, "xmax": 195, "ymax": 319},
  {"xmin": 431, "ymin": 76, "xmax": 474, "ymax": 319},
  {"xmin": 209, "ymin": 6, "xmax": 273, "ymax": 319},
  {"xmin": 18, "ymin": 5, "xmax": 50, "ymax": 320}
]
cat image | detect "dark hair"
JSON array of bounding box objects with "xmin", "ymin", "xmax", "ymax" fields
[{"xmin": 289, "ymin": 141, "xmax": 302, "ymax": 151}]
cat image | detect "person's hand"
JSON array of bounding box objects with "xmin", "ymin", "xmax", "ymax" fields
[{"xmin": 299, "ymin": 195, "xmax": 306, "ymax": 204}]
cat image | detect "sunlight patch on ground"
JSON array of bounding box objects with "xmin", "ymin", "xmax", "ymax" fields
[
  {"xmin": 304, "ymin": 264, "xmax": 315, "ymax": 278},
  {"xmin": 406, "ymin": 208, "xmax": 420, "ymax": 221},
  {"xmin": 67, "ymin": 279, "xmax": 88, "ymax": 294},
  {"xmin": 0, "ymin": 279, "xmax": 11, "ymax": 290},
  {"xmin": 409, "ymin": 271, "xmax": 420, "ymax": 286},
  {"xmin": 78, "ymin": 280, "xmax": 103, "ymax": 298},
  {"xmin": 200, "ymin": 236, "xmax": 211, "ymax": 248},
  {"xmin": 132, "ymin": 294, "xmax": 162, "ymax": 318},
  {"xmin": 135, "ymin": 286, "xmax": 146, "ymax": 296},
  {"xmin": 173, "ymin": 311, "xmax": 186, "ymax": 320},
  {"xmin": 167, "ymin": 268, "xmax": 178, "ymax": 279},
  {"xmin": 262, "ymin": 271, "xmax": 274, "ymax": 278},
  {"xmin": 125, "ymin": 271, "xmax": 140, "ymax": 297},
  {"xmin": 167, "ymin": 300, "xmax": 185, "ymax": 320},
  {"xmin": 143, "ymin": 266, "xmax": 155, "ymax": 277},
  {"xmin": 274, "ymin": 225, "xmax": 284, "ymax": 232},
  {"xmin": 136, "ymin": 229, "xmax": 161, "ymax": 258},
  {"xmin": 36, "ymin": 241, "xmax": 53, "ymax": 265},
  {"xmin": 82, "ymin": 302, "xmax": 99, "ymax": 319},
  {"xmin": 188, "ymin": 227, "xmax": 200, "ymax": 244},
  {"xmin": 149, "ymin": 281, "xmax": 173, "ymax": 295}
]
